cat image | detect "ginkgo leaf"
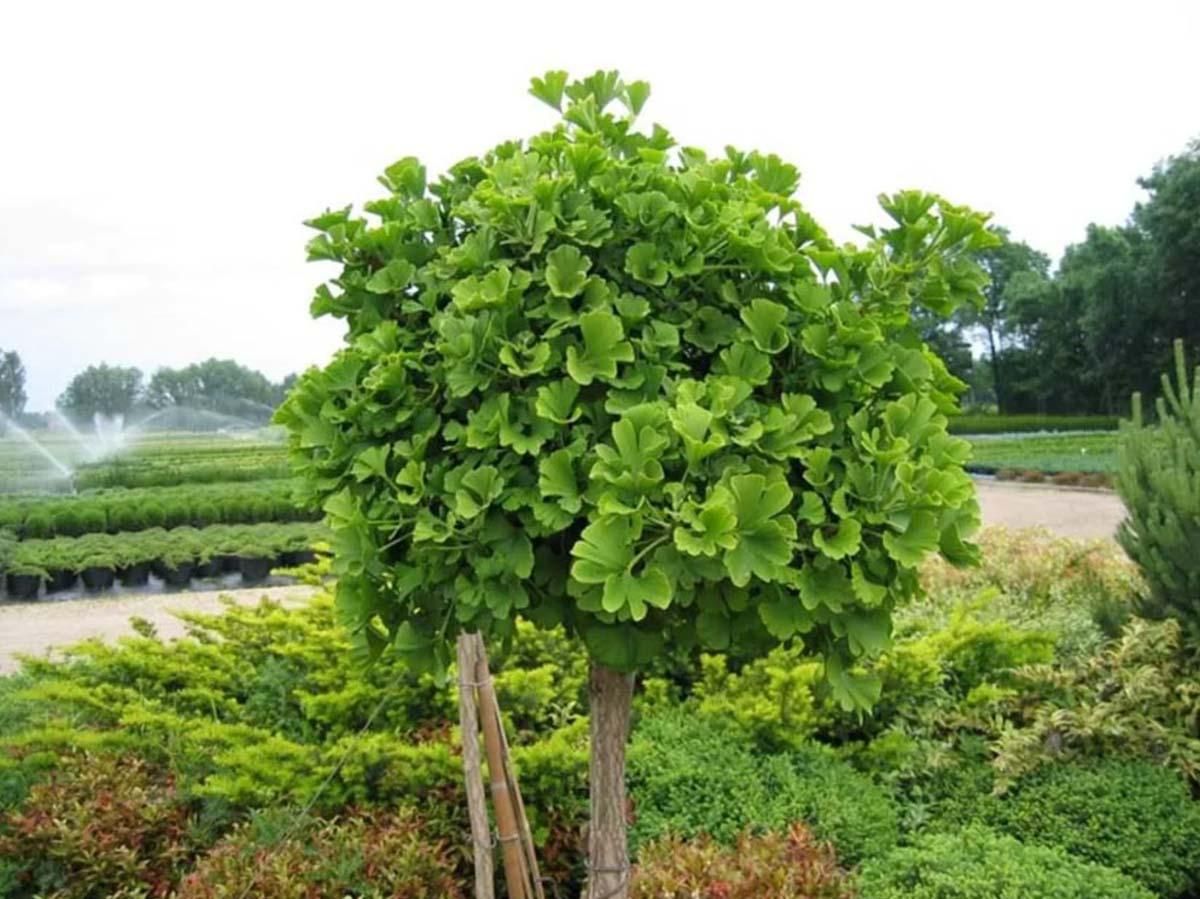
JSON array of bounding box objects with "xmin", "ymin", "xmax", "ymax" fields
[
  {"xmin": 825, "ymin": 654, "xmax": 882, "ymax": 713},
  {"xmin": 529, "ymin": 70, "xmax": 569, "ymax": 110},
  {"xmin": 813, "ymin": 518, "xmax": 862, "ymax": 560},
  {"xmin": 535, "ymin": 379, "xmax": 581, "ymax": 424},
  {"xmin": 883, "ymin": 510, "xmax": 940, "ymax": 567},
  {"xmin": 545, "ymin": 244, "xmax": 592, "ymax": 298},
  {"xmin": 740, "ymin": 298, "xmax": 790, "ymax": 353},
  {"xmin": 722, "ymin": 472, "xmax": 796, "ymax": 586},
  {"xmin": 674, "ymin": 489, "xmax": 738, "ymax": 557},
  {"xmin": 365, "ymin": 259, "xmax": 415, "ymax": 295},
  {"xmin": 624, "ymin": 242, "xmax": 669, "ymax": 286},
  {"xmin": 758, "ymin": 588, "xmax": 813, "ymax": 639},
  {"xmin": 538, "ymin": 448, "xmax": 583, "ymax": 513},
  {"xmin": 566, "ymin": 310, "xmax": 635, "ymax": 384},
  {"xmin": 454, "ymin": 465, "xmax": 504, "ymax": 518},
  {"xmin": 602, "ymin": 567, "xmax": 672, "ymax": 621},
  {"xmin": 570, "ymin": 517, "xmax": 636, "ymax": 584}
]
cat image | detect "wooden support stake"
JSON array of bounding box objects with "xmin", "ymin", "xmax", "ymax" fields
[
  {"xmin": 456, "ymin": 634, "xmax": 495, "ymax": 899},
  {"xmin": 475, "ymin": 635, "xmax": 529, "ymax": 899}
]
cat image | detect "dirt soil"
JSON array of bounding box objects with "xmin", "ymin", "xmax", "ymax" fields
[
  {"xmin": 0, "ymin": 584, "xmax": 317, "ymax": 675},
  {"xmin": 0, "ymin": 481, "xmax": 1127, "ymax": 674}
]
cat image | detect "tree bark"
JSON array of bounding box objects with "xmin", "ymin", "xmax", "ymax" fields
[{"xmin": 584, "ymin": 662, "xmax": 635, "ymax": 899}]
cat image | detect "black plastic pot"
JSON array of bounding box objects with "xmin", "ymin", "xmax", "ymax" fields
[
  {"xmin": 239, "ymin": 556, "xmax": 273, "ymax": 583},
  {"xmin": 120, "ymin": 563, "xmax": 151, "ymax": 587},
  {"xmin": 5, "ymin": 573, "xmax": 41, "ymax": 600},
  {"xmin": 81, "ymin": 566, "xmax": 115, "ymax": 591},
  {"xmin": 215, "ymin": 554, "xmax": 241, "ymax": 573},
  {"xmin": 279, "ymin": 549, "xmax": 317, "ymax": 567},
  {"xmin": 193, "ymin": 559, "xmax": 220, "ymax": 579},
  {"xmin": 46, "ymin": 569, "xmax": 78, "ymax": 594},
  {"xmin": 159, "ymin": 563, "xmax": 194, "ymax": 588}
]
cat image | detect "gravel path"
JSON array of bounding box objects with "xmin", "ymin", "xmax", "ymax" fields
[
  {"xmin": 0, "ymin": 584, "xmax": 317, "ymax": 674},
  {"xmin": 0, "ymin": 481, "xmax": 1127, "ymax": 674}
]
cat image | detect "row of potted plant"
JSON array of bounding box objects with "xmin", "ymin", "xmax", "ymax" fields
[
  {"xmin": 0, "ymin": 522, "xmax": 327, "ymax": 599},
  {"xmin": 0, "ymin": 479, "xmax": 315, "ymax": 539}
]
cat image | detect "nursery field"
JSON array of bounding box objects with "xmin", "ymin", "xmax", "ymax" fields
[
  {"xmin": 2, "ymin": 529, "xmax": 1198, "ymax": 898},
  {"xmin": 964, "ymin": 431, "xmax": 1118, "ymax": 479},
  {"xmin": 0, "ymin": 433, "xmax": 323, "ymax": 601}
]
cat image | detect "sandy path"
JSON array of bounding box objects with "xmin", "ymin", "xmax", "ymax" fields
[
  {"xmin": 974, "ymin": 479, "xmax": 1125, "ymax": 540},
  {"xmin": 0, "ymin": 584, "xmax": 317, "ymax": 674}
]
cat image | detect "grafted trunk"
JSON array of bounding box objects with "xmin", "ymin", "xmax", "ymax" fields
[{"xmin": 585, "ymin": 662, "xmax": 635, "ymax": 899}]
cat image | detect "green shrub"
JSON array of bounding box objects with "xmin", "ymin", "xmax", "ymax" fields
[
  {"xmin": 628, "ymin": 712, "xmax": 897, "ymax": 864},
  {"xmin": 21, "ymin": 509, "xmax": 53, "ymax": 539},
  {"xmin": 75, "ymin": 507, "xmax": 106, "ymax": 537},
  {"xmin": 987, "ymin": 759, "xmax": 1200, "ymax": 897},
  {"xmin": 949, "ymin": 413, "xmax": 1118, "ymax": 434},
  {"xmin": 176, "ymin": 809, "xmax": 462, "ymax": 899},
  {"xmin": 1118, "ymin": 339, "xmax": 1200, "ymax": 641},
  {"xmin": 105, "ymin": 503, "xmax": 143, "ymax": 533},
  {"xmin": 141, "ymin": 501, "xmax": 166, "ymax": 529},
  {"xmin": 631, "ymin": 824, "xmax": 853, "ymax": 899},
  {"xmin": 858, "ymin": 825, "xmax": 1153, "ymax": 898}
]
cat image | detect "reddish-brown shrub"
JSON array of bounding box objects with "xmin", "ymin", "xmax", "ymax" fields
[
  {"xmin": 176, "ymin": 808, "xmax": 463, "ymax": 899},
  {"xmin": 0, "ymin": 753, "xmax": 196, "ymax": 898},
  {"xmin": 630, "ymin": 824, "xmax": 854, "ymax": 899}
]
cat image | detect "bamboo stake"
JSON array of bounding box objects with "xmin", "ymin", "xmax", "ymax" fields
[
  {"xmin": 491, "ymin": 653, "xmax": 546, "ymax": 899},
  {"xmin": 475, "ymin": 636, "xmax": 529, "ymax": 899},
  {"xmin": 456, "ymin": 634, "xmax": 495, "ymax": 899}
]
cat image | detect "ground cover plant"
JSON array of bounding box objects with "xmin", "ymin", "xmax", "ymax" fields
[
  {"xmin": 965, "ymin": 430, "xmax": 1116, "ymax": 475},
  {"xmin": 3, "ymin": 528, "xmax": 1197, "ymax": 897},
  {"xmin": 278, "ymin": 68, "xmax": 994, "ymax": 897}
]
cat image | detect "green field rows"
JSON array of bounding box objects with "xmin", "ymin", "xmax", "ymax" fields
[{"xmin": 0, "ymin": 432, "xmax": 324, "ymax": 599}]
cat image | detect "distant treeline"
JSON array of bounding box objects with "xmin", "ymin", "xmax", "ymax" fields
[
  {"xmin": 924, "ymin": 138, "xmax": 1200, "ymax": 416},
  {"xmin": 0, "ymin": 357, "xmax": 299, "ymax": 427}
]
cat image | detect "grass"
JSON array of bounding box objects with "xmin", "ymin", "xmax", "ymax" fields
[{"xmin": 966, "ymin": 432, "xmax": 1117, "ymax": 474}]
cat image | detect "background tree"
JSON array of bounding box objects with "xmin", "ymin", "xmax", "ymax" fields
[
  {"xmin": 147, "ymin": 358, "xmax": 277, "ymax": 420},
  {"xmin": 277, "ymin": 71, "xmax": 994, "ymax": 899},
  {"xmin": 0, "ymin": 349, "xmax": 27, "ymax": 422},
  {"xmin": 965, "ymin": 228, "xmax": 1051, "ymax": 413},
  {"xmin": 56, "ymin": 363, "xmax": 143, "ymax": 421},
  {"xmin": 1134, "ymin": 141, "xmax": 1200, "ymax": 361}
]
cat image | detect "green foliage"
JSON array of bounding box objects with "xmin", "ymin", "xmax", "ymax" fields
[
  {"xmin": 7, "ymin": 522, "xmax": 325, "ymax": 579},
  {"xmin": 966, "ymin": 430, "xmax": 1116, "ymax": 474},
  {"xmin": 1118, "ymin": 340, "xmax": 1200, "ymax": 640},
  {"xmin": 858, "ymin": 825, "xmax": 1153, "ymax": 899},
  {"xmin": 55, "ymin": 363, "xmax": 143, "ymax": 420},
  {"xmin": 279, "ymin": 70, "xmax": 994, "ymax": 698},
  {"xmin": 0, "ymin": 753, "xmax": 200, "ymax": 899},
  {"xmin": 985, "ymin": 759, "xmax": 1200, "ymax": 897},
  {"xmin": 631, "ymin": 825, "xmax": 853, "ymax": 899},
  {"xmin": 175, "ymin": 809, "xmax": 463, "ymax": 899},
  {"xmin": 627, "ymin": 712, "xmax": 897, "ymax": 864},
  {"xmin": 949, "ymin": 413, "xmax": 1118, "ymax": 434}
]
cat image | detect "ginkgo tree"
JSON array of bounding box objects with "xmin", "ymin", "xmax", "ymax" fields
[{"xmin": 277, "ymin": 70, "xmax": 995, "ymax": 899}]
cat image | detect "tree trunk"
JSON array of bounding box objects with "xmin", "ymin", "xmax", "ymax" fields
[
  {"xmin": 584, "ymin": 662, "xmax": 635, "ymax": 899},
  {"xmin": 986, "ymin": 322, "xmax": 1005, "ymax": 413}
]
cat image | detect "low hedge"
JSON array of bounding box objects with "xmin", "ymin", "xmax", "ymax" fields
[
  {"xmin": 949, "ymin": 413, "xmax": 1118, "ymax": 435},
  {"xmin": 858, "ymin": 826, "xmax": 1152, "ymax": 898},
  {"xmin": 627, "ymin": 712, "xmax": 898, "ymax": 865},
  {"xmin": 985, "ymin": 759, "xmax": 1200, "ymax": 898}
]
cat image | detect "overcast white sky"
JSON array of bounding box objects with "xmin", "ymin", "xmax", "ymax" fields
[{"xmin": 1, "ymin": 0, "xmax": 1196, "ymax": 410}]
